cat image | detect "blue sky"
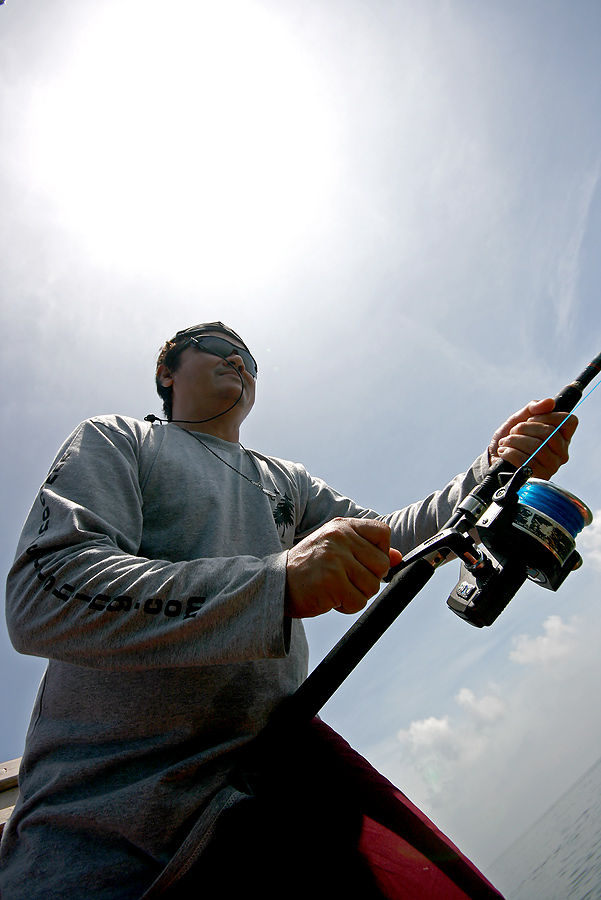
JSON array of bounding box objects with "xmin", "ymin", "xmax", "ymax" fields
[{"xmin": 1, "ymin": 0, "xmax": 600, "ymax": 880}]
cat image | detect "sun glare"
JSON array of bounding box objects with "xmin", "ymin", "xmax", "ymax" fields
[{"xmin": 28, "ymin": 0, "xmax": 339, "ymax": 287}]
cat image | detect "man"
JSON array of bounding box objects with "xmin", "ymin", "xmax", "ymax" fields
[{"xmin": 1, "ymin": 322, "xmax": 576, "ymax": 899}]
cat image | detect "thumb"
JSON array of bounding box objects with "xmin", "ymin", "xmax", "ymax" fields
[{"xmin": 389, "ymin": 548, "xmax": 403, "ymax": 567}]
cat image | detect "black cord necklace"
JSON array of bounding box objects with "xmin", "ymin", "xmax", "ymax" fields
[
  {"xmin": 191, "ymin": 433, "xmax": 280, "ymax": 501},
  {"xmin": 147, "ymin": 351, "xmax": 278, "ymax": 498}
]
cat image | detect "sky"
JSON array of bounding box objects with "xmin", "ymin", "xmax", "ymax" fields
[{"xmin": 1, "ymin": 0, "xmax": 600, "ymax": 882}]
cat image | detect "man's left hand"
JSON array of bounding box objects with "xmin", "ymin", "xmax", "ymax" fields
[{"xmin": 488, "ymin": 398, "xmax": 578, "ymax": 480}]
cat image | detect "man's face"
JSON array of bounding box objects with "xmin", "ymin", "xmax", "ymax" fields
[{"xmin": 162, "ymin": 331, "xmax": 256, "ymax": 418}]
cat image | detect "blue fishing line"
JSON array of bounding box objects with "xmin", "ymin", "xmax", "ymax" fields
[{"xmin": 517, "ymin": 482, "xmax": 587, "ymax": 537}]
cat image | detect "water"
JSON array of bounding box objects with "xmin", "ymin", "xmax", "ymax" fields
[{"xmin": 488, "ymin": 757, "xmax": 601, "ymax": 899}]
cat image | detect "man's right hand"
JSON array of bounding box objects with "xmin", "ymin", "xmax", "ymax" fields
[{"xmin": 285, "ymin": 518, "xmax": 402, "ymax": 618}]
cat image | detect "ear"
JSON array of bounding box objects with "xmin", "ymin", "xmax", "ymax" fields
[{"xmin": 156, "ymin": 364, "xmax": 174, "ymax": 388}]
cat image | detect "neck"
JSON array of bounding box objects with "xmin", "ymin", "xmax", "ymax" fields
[
  {"xmin": 169, "ymin": 401, "xmax": 244, "ymax": 442},
  {"xmin": 178, "ymin": 419, "xmax": 241, "ymax": 442}
]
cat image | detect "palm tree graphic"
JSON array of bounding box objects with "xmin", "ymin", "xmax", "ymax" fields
[{"xmin": 273, "ymin": 493, "xmax": 295, "ymax": 536}]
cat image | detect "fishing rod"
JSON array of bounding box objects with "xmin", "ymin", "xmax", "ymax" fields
[
  {"xmin": 237, "ymin": 350, "xmax": 600, "ymax": 769},
  {"xmin": 224, "ymin": 352, "xmax": 599, "ymax": 900}
]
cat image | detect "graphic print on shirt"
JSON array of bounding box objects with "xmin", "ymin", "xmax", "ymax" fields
[
  {"xmin": 25, "ymin": 484, "xmax": 207, "ymax": 623},
  {"xmin": 273, "ymin": 492, "xmax": 295, "ymax": 537}
]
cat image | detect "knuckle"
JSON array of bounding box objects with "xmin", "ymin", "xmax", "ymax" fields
[{"xmin": 325, "ymin": 517, "xmax": 346, "ymax": 535}]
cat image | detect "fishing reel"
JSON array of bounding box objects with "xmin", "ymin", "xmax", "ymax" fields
[{"xmin": 447, "ymin": 466, "xmax": 593, "ymax": 627}]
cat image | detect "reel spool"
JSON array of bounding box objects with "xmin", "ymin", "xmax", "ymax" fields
[{"xmin": 512, "ymin": 480, "xmax": 593, "ymax": 585}]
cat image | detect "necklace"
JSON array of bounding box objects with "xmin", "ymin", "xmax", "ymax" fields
[{"xmin": 191, "ymin": 433, "xmax": 280, "ymax": 500}]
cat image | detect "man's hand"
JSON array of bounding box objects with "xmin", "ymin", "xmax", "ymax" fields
[
  {"xmin": 285, "ymin": 518, "xmax": 403, "ymax": 619},
  {"xmin": 488, "ymin": 398, "xmax": 578, "ymax": 480}
]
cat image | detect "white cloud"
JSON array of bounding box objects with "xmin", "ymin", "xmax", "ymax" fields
[
  {"xmin": 509, "ymin": 615, "xmax": 578, "ymax": 665},
  {"xmin": 377, "ymin": 608, "xmax": 601, "ymax": 865},
  {"xmin": 400, "ymin": 714, "xmax": 453, "ymax": 751},
  {"xmin": 455, "ymin": 687, "xmax": 507, "ymax": 723},
  {"xmin": 396, "ymin": 618, "xmax": 584, "ymax": 805},
  {"xmin": 578, "ymin": 509, "xmax": 601, "ymax": 571},
  {"xmin": 397, "ymin": 687, "xmax": 508, "ymax": 795}
]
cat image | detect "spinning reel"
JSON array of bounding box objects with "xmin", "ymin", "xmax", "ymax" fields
[{"xmin": 446, "ymin": 466, "xmax": 592, "ymax": 627}]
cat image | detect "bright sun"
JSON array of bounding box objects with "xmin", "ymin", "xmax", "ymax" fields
[{"xmin": 27, "ymin": 0, "xmax": 339, "ymax": 288}]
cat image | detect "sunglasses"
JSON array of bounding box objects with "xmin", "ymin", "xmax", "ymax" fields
[{"xmin": 191, "ymin": 335, "xmax": 258, "ymax": 378}]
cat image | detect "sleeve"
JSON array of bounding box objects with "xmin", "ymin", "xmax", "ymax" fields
[
  {"xmin": 383, "ymin": 454, "xmax": 491, "ymax": 553},
  {"xmin": 292, "ymin": 454, "xmax": 491, "ymax": 554},
  {"xmin": 5, "ymin": 419, "xmax": 290, "ymax": 672}
]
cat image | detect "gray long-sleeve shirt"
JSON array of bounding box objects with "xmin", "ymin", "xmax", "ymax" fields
[{"xmin": 1, "ymin": 416, "xmax": 489, "ymax": 899}]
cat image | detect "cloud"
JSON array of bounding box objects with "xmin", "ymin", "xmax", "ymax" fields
[
  {"xmin": 397, "ymin": 687, "xmax": 508, "ymax": 795},
  {"xmin": 578, "ymin": 509, "xmax": 601, "ymax": 571},
  {"xmin": 381, "ymin": 609, "xmax": 601, "ymax": 865},
  {"xmin": 397, "ymin": 616, "xmax": 579, "ymax": 800},
  {"xmin": 396, "ymin": 617, "xmax": 581, "ymax": 799},
  {"xmin": 509, "ymin": 614, "xmax": 578, "ymax": 665},
  {"xmin": 455, "ymin": 687, "xmax": 507, "ymax": 723}
]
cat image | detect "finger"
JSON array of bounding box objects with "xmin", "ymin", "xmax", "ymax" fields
[
  {"xmin": 333, "ymin": 571, "xmax": 379, "ymax": 614},
  {"xmin": 489, "ymin": 399, "xmax": 556, "ymax": 453},
  {"xmin": 559, "ymin": 414, "xmax": 579, "ymax": 441},
  {"xmin": 347, "ymin": 518, "xmax": 393, "ymax": 554},
  {"xmin": 503, "ymin": 427, "xmax": 569, "ymax": 459},
  {"xmin": 350, "ymin": 535, "xmax": 393, "ymax": 580},
  {"xmin": 350, "ymin": 552, "xmax": 385, "ymax": 596},
  {"xmin": 339, "ymin": 548, "xmax": 404, "ymax": 611},
  {"xmin": 509, "ymin": 412, "xmax": 578, "ymax": 436},
  {"xmin": 491, "ymin": 405, "xmax": 578, "ymax": 466},
  {"xmin": 497, "ymin": 433, "xmax": 570, "ymax": 477},
  {"xmin": 389, "ymin": 548, "xmax": 403, "ymax": 567},
  {"xmin": 332, "ymin": 584, "xmax": 371, "ymax": 615},
  {"xmin": 525, "ymin": 398, "xmax": 556, "ymax": 416},
  {"xmin": 323, "ymin": 518, "xmax": 392, "ymax": 579},
  {"xmin": 501, "ymin": 398, "xmax": 556, "ymax": 433},
  {"xmin": 502, "ymin": 416, "xmax": 577, "ymax": 460},
  {"xmin": 498, "ymin": 433, "xmax": 567, "ymax": 465},
  {"xmin": 517, "ymin": 413, "xmax": 579, "ymax": 443}
]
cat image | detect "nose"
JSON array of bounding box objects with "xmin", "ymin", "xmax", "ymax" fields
[{"xmin": 227, "ymin": 350, "xmax": 246, "ymax": 372}]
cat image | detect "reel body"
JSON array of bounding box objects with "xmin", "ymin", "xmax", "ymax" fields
[{"xmin": 447, "ymin": 476, "xmax": 592, "ymax": 627}]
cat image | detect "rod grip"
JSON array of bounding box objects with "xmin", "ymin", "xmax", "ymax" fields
[
  {"xmin": 554, "ymin": 352, "xmax": 601, "ymax": 412},
  {"xmin": 553, "ymin": 384, "xmax": 583, "ymax": 413}
]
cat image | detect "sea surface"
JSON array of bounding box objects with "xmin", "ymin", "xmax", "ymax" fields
[{"xmin": 488, "ymin": 756, "xmax": 601, "ymax": 900}]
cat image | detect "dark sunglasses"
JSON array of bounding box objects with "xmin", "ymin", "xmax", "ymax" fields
[{"xmin": 191, "ymin": 335, "xmax": 258, "ymax": 378}]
